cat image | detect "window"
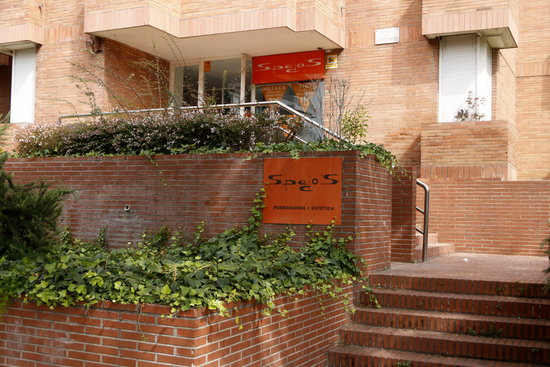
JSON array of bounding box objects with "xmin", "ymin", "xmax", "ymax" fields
[
  {"xmin": 10, "ymin": 46, "xmax": 36, "ymax": 123},
  {"xmin": 438, "ymin": 35, "xmax": 492, "ymax": 122}
]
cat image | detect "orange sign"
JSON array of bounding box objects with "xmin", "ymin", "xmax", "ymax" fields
[
  {"xmin": 263, "ymin": 157, "xmax": 342, "ymax": 225},
  {"xmin": 252, "ymin": 50, "xmax": 325, "ymax": 85}
]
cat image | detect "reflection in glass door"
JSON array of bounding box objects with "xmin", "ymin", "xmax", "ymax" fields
[{"xmin": 255, "ymin": 81, "xmax": 324, "ymax": 124}]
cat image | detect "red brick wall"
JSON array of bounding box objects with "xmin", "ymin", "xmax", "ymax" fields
[
  {"xmin": 390, "ymin": 172, "xmax": 417, "ymax": 263},
  {"xmin": 420, "ymin": 120, "xmax": 517, "ymax": 180},
  {"xmin": 422, "ymin": 180, "xmax": 550, "ymax": 256},
  {"xmin": 336, "ymin": 0, "xmax": 439, "ymax": 167},
  {"xmin": 5, "ymin": 151, "xmax": 392, "ymax": 270},
  {"xmin": 104, "ymin": 39, "xmax": 170, "ymax": 110},
  {"xmin": 515, "ymin": 0, "xmax": 550, "ymax": 179},
  {"xmin": 0, "ymin": 286, "xmax": 353, "ymax": 367}
]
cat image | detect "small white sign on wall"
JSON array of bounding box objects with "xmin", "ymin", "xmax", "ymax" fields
[{"xmin": 375, "ymin": 27, "xmax": 400, "ymax": 45}]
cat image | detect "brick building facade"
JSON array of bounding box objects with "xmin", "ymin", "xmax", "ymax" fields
[
  {"xmin": 1, "ymin": 1, "xmax": 549, "ymax": 259},
  {"xmin": 1, "ymin": 0, "xmax": 548, "ymax": 180}
]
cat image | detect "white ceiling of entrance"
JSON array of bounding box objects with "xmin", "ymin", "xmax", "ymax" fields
[{"xmin": 91, "ymin": 26, "xmax": 340, "ymax": 63}]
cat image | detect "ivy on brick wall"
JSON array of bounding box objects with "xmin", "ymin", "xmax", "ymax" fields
[{"xmin": 0, "ymin": 192, "xmax": 366, "ymax": 316}]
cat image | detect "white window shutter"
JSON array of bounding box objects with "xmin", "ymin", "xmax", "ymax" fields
[
  {"xmin": 11, "ymin": 46, "xmax": 36, "ymax": 124},
  {"xmin": 438, "ymin": 35, "xmax": 478, "ymax": 122}
]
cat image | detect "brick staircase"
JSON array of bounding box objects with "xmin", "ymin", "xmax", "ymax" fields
[{"xmin": 328, "ymin": 257, "xmax": 550, "ymax": 366}]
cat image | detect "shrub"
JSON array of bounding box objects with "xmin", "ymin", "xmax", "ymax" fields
[
  {"xmin": 0, "ymin": 154, "xmax": 71, "ymax": 259},
  {"xmin": 455, "ymin": 92, "xmax": 486, "ymax": 122},
  {"xmin": 14, "ymin": 110, "xmax": 403, "ymax": 176},
  {"xmin": 15, "ymin": 110, "xmax": 299, "ymax": 157}
]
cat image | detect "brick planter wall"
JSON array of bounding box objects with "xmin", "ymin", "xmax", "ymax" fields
[
  {"xmin": 390, "ymin": 173, "xmax": 417, "ymax": 263},
  {"xmin": 0, "ymin": 287, "xmax": 353, "ymax": 367},
  {"xmin": 5, "ymin": 151, "xmax": 392, "ymax": 270}
]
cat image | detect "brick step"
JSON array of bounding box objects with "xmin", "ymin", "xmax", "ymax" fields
[
  {"xmin": 415, "ymin": 232, "xmax": 440, "ymax": 246},
  {"xmin": 414, "ymin": 242, "xmax": 455, "ymax": 261},
  {"xmin": 328, "ymin": 345, "xmax": 544, "ymax": 367},
  {"xmin": 339, "ymin": 324, "xmax": 550, "ymax": 365},
  {"xmin": 361, "ymin": 288, "xmax": 550, "ymax": 319},
  {"xmin": 368, "ymin": 273, "xmax": 547, "ymax": 298},
  {"xmin": 351, "ymin": 306, "xmax": 550, "ymax": 341}
]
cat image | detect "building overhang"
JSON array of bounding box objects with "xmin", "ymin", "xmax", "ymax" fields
[
  {"xmin": 0, "ymin": 24, "xmax": 43, "ymax": 53},
  {"xmin": 422, "ymin": 8, "xmax": 518, "ymax": 49},
  {"xmin": 88, "ymin": 26, "xmax": 341, "ymax": 63},
  {"xmin": 84, "ymin": 5, "xmax": 344, "ymax": 62}
]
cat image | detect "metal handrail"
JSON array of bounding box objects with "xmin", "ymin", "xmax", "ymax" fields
[
  {"xmin": 58, "ymin": 100, "xmax": 350, "ymax": 144},
  {"xmin": 415, "ymin": 179, "xmax": 430, "ymax": 262}
]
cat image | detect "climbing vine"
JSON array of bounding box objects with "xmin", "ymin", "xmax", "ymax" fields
[{"xmin": 0, "ymin": 191, "xmax": 366, "ymax": 316}]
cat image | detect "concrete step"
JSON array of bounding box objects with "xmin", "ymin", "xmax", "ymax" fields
[
  {"xmin": 368, "ymin": 273, "xmax": 548, "ymax": 298},
  {"xmin": 351, "ymin": 306, "xmax": 550, "ymax": 341},
  {"xmin": 361, "ymin": 288, "xmax": 550, "ymax": 319},
  {"xmin": 414, "ymin": 242, "xmax": 455, "ymax": 261},
  {"xmin": 328, "ymin": 345, "xmax": 544, "ymax": 367},
  {"xmin": 338, "ymin": 324, "xmax": 550, "ymax": 365}
]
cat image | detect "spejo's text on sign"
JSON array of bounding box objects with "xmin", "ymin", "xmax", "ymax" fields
[{"xmin": 263, "ymin": 157, "xmax": 342, "ymax": 225}]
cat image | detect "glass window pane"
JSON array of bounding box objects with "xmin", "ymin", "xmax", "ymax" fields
[
  {"xmin": 204, "ymin": 58, "xmax": 241, "ymax": 105},
  {"xmin": 174, "ymin": 64, "xmax": 199, "ymax": 106}
]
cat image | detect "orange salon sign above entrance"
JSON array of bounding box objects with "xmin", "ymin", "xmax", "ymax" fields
[
  {"xmin": 252, "ymin": 50, "xmax": 325, "ymax": 85},
  {"xmin": 263, "ymin": 157, "xmax": 342, "ymax": 225}
]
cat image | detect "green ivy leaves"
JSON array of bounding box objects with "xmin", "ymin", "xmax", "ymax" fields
[{"xmin": 0, "ymin": 194, "xmax": 364, "ymax": 316}]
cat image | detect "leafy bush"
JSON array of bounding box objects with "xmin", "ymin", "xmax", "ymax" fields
[
  {"xmin": 14, "ymin": 111, "xmax": 402, "ymax": 175},
  {"xmin": 340, "ymin": 106, "xmax": 369, "ymax": 144},
  {"xmin": 0, "ymin": 193, "xmax": 363, "ymax": 315},
  {"xmin": 15, "ymin": 110, "xmax": 300, "ymax": 157},
  {"xmin": 0, "ymin": 154, "xmax": 71, "ymax": 259},
  {"xmin": 455, "ymin": 91, "xmax": 486, "ymax": 122}
]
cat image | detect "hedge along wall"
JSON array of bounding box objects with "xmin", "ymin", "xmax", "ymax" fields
[
  {"xmin": 0, "ymin": 286, "xmax": 353, "ymax": 367},
  {"xmin": 5, "ymin": 151, "xmax": 393, "ymax": 271},
  {"xmin": 418, "ymin": 180, "xmax": 550, "ymax": 256}
]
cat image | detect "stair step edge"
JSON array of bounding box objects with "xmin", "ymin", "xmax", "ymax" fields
[
  {"xmin": 329, "ymin": 345, "xmax": 545, "ymax": 367},
  {"xmin": 354, "ymin": 306, "xmax": 550, "ymax": 326},
  {"xmin": 369, "ymin": 287, "xmax": 550, "ymax": 304},
  {"xmin": 340, "ymin": 324, "xmax": 550, "ymax": 349}
]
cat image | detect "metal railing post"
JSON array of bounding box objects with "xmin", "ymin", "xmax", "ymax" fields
[{"xmin": 415, "ymin": 179, "xmax": 430, "ymax": 262}]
